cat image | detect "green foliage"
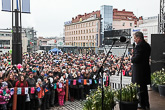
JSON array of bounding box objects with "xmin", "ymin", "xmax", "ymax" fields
[
  {"xmin": 115, "ymin": 83, "xmax": 139, "ymax": 102},
  {"xmin": 83, "ymin": 86, "xmax": 115, "ymax": 110},
  {"xmin": 151, "ymin": 69, "xmax": 165, "ymax": 86}
]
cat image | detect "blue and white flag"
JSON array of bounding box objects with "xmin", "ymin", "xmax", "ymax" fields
[
  {"xmin": 13, "ymin": 0, "xmax": 19, "ymax": 11},
  {"xmin": 2, "ymin": 0, "xmax": 11, "ymax": 11},
  {"xmin": 22, "ymin": 0, "xmax": 30, "ymax": 13}
]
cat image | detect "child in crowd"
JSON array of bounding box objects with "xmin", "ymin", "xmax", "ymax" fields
[
  {"xmin": 0, "ymin": 81, "xmax": 11, "ymax": 110},
  {"xmin": 36, "ymin": 78, "xmax": 44, "ymax": 110},
  {"xmin": 57, "ymin": 77, "xmax": 65, "ymax": 106}
]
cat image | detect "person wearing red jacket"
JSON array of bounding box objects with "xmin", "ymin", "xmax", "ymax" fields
[
  {"xmin": 56, "ymin": 77, "xmax": 65, "ymax": 106},
  {"xmin": 15, "ymin": 75, "xmax": 28, "ymax": 110}
]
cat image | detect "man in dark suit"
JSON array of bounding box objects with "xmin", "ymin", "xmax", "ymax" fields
[{"xmin": 131, "ymin": 31, "xmax": 151, "ymax": 110}]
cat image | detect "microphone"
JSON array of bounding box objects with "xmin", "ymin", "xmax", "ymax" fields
[
  {"xmin": 120, "ymin": 36, "xmax": 126, "ymax": 42},
  {"xmin": 133, "ymin": 42, "xmax": 135, "ymax": 50}
]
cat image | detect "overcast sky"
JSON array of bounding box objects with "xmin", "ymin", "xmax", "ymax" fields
[{"xmin": 0, "ymin": 0, "xmax": 159, "ymax": 37}]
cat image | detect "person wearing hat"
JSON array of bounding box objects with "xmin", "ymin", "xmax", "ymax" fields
[
  {"xmin": 0, "ymin": 81, "xmax": 11, "ymax": 110},
  {"xmin": 56, "ymin": 77, "xmax": 65, "ymax": 106},
  {"xmin": 36, "ymin": 78, "xmax": 44, "ymax": 110},
  {"xmin": 21, "ymin": 70, "xmax": 28, "ymax": 80},
  {"xmin": 48, "ymin": 71, "xmax": 55, "ymax": 107}
]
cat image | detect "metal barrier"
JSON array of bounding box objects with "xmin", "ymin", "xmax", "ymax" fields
[{"xmin": 109, "ymin": 76, "xmax": 132, "ymax": 89}]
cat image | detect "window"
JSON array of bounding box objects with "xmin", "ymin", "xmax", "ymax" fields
[
  {"xmin": 83, "ymin": 43, "xmax": 85, "ymax": 46},
  {"xmin": 89, "ymin": 29, "xmax": 91, "ymax": 33},
  {"xmin": 83, "ymin": 24, "xmax": 85, "ymax": 27},
  {"xmin": 86, "ymin": 29, "xmax": 88, "ymax": 33},
  {"xmin": 123, "ymin": 22, "xmax": 125, "ymax": 26},
  {"xmin": 92, "ymin": 28, "xmax": 94, "ymax": 33},
  {"xmin": 130, "ymin": 23, "xmax": 132, "ymax": 27},
  {"xmin": 92, "ymin": 35, "xmax": 94, "ymax": 39}
]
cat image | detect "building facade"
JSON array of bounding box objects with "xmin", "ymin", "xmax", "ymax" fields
[
  {"xmin": 38, "ymin": 37, "xmax": 63, "ymax": 51},
  {"xmin": 131, "ymin": 16, "xmax": 158, "ymax": 45},
  {"xmin": 100, "ymin": 5, "xmax": 113, "ymax": 46},
  {"xmin": 23, "ymin": 27, "xmax": 38, "ymax": 52},
  {"xmin": 64, "ymin": 10, "xmax": 101, "ymax": 54},
  {"xmin": 0, "ymin": 29, "xmax": 28, "ymax": 53},
  {"xmin": 64, "ymin": 5, "xmax": 141, "ymax": 54},
  {"xmin": 113, "ymin": 9, "xmax": 143, "ymax": 30}
]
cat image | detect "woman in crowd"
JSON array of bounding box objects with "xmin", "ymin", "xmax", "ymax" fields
[
  {"xmin": 6, "ymin": 73, "xmax": 15, "ymax": 110},
  {"xmin": 15, "ymin": 75, "xmax": 28, "ymax": 110}
]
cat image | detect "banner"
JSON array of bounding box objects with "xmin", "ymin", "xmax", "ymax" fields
[
  {"xmin": 36, "ymin": 87, "xmax": 41, "ymax": 92},
  {"xmin": 17, "ymin": 88, "xmax": 21, "ymax": 95},
  {"xmin": 78, "ymin": 79, "xmax": 81, "ymax": 83},
  {"xmin": 31, "ymin": 87, "xmax": 35, "ymax": 94},
  {"xmin": 10, "ymin": 88, "xmax": 14, "ymax": 95},
  {"xmin": 89, "ymin": 79, "xmax": 92, "ymax": 84},
  {"xmin": 54, "ymin": 83, "xmax": 57, "ymax": 89},
  {"xmin": 22, "ymin": 0, "xmax": 30, "ymax": 13},
  {"xmin": 25, "ymin": 87, "xmax": 28, "ymax": 94},
  {"xmin": 94, "ymin": 80, "xmax": 97, "ymax": 84},
  {"xmin": 59, "ymin": 82, "xmax": 62, "ymax": 88},
  {"xmin": 2, "ymin": 0, "xmax": 11, "ymax": 11},
  {"xmin": 73, "ymin": 80, "xmax": 76, "ymax": 85}
]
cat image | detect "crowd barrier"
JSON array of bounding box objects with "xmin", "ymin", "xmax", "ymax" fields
[
  {"xmin": 110, "ymin": 76, "xmax": 132, "ymax": 89},
  {"xmin": 10, "ymin": 76, "xmax": 131, "ymax": 110}
]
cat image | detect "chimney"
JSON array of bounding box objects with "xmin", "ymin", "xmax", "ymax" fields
[
  {"xmin": 78, "ymin": 15, "xmax": 81, "ymax": 19},
  {"xmin": 72, "ymin": 17, "xmax": 74, "ymax": 22},
  {"xmin": 113, "ymin": 8, "xmax": 118, "ymax": 12},
  {"xmin": 139, "ymin": 16, "xmax": 143, "ymax": 20}
]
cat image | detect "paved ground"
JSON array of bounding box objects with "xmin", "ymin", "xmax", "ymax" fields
[
  {"xmin": 52, "ymin": 89, "xmax": 165, "ymax": 110},
  {"xmin": 51, "ymin": 100, "xmax": 83, "ymax": 110},
  {"xmin": 114, "ymin": 89, "xmax": 165, "ymax": 110}
]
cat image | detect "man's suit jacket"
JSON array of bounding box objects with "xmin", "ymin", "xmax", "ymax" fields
[{"xmin": 131, "ymin": 40, "xmax": 151, "ymax": 85}]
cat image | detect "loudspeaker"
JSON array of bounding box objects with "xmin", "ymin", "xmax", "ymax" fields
[{"xmin": 151, "ymin": 34, "xmax": 165, "ymax": 73}]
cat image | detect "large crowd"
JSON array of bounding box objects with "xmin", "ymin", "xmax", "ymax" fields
[{"xmin": 0, "ymin": 51, "xmax": 133, "ymax": 110}]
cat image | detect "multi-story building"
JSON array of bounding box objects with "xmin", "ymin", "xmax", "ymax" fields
[
  {"xmin": 131, "ymin": 16, "xmax": 158, "ymax": 45},
  {"xmin": 113, "ymin": 9, "xmax": 143, "ymax": 30},
  {"xmin": 64, "ymin": 5, "xmax": 143, "ymax": 52},
  {"xmin": 23, "ymin": 27, "xmax": 38, "ymax": 52},
  {"xmin": 64, "ymin": 10, "xmax": 101, "ymax": 54},
  {"xmin": 38, "ymin": 37, "xmax": 63, "ymax": 51},
  {"xmin": 64, "ymin": 5, "xmax": 141, "ymax": 54},
  {"xmin": 0, "ymin": 29, "xmax": 28, "ymax": 54}
]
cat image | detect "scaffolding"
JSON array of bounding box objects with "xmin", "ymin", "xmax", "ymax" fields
[{"xmin": 158, "ymin": 0, "xmax": 165, "ymax": 33}]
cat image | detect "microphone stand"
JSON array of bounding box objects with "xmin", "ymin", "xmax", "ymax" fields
[
  {"xmin": 117, "ymin": 41, "xmax": 129, "ymax": 110},
  {"xmin": 97, "ymin": 40, "xmax": 116, "ymax": 110}
]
